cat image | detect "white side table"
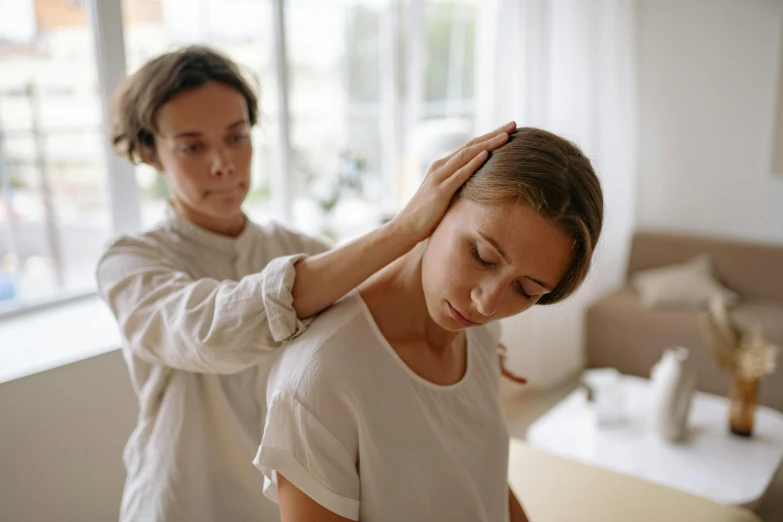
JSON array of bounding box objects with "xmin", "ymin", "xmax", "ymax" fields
[{"xmin": 527, "ymin": 375, "xmax": 783, "ymax": 509}]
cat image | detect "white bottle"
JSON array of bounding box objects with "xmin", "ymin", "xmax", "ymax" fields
[{"xmin": 650, "ymin": 347, "xmax": 696, "ymax": 442}]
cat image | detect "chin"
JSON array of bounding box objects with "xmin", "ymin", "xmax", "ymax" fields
[
  {"xmin": 426, "ymin": 297, "xmax": 465, "ymax": 332},
  {"xmin": 209, "ymin": 196, "xmax": 245, "ymax": 214}
]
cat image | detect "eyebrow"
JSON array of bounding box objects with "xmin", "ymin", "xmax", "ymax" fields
[
  {"xmin": 477, "ymin": 232, "xmax": 554, "ymax": 291},
  {"xmin": 172, "ymin": 119, "xmax": 248, "ymax": 139}
]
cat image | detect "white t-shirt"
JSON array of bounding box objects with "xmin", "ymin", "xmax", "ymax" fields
[
  {"xmin": 96, "ymin": 205, "xmax": 329, "ymax": 522},
  {"xmin": 254, "ymin": 291, "xmax": 510, "ymax": 522}
]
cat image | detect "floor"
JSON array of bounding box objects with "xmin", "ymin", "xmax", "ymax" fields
[{"xmin": 501, "ymin": 379, "xmax": 783, "ymax": 522}]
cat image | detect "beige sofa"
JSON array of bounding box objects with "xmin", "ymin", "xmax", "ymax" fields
[
  {"xmin": 509, "ymin": 439, "xmax": 761, "ymax": 522},
  {"xmin": 586, "ymin": 230, "xmax": 783, "ymax": 411}
]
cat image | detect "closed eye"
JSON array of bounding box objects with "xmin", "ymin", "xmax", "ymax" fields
[
  {"xmin": 516, "ymin": 281, "xmax": 533, "ymax": 300},
  {"xmin": 471, "ymin": 243, "xmax": 496, "ymax": 268},
  {"xmin": 472, "ymin": 242, "xmax": 534, "ymax": 300}
]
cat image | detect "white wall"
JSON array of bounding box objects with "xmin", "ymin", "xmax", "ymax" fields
[
  {"xmin": 0, "ymin": 350, "xmax": 136, "ymax": 522},
  {"xmin": 636, "ymin": 0, "xmax": 783, "ymax": 244},
  {"xmin": 487, "ymin": 0, "xmax": 639, "ymax": 391}
]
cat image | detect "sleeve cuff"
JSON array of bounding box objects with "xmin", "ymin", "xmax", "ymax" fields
[
  {"xmin": 261, "ymin": 253, "xmax": 313, "ymax": 343},
  {"xmin": 253, "ymin": 445, "xmax": 360, "ymax": 520}
]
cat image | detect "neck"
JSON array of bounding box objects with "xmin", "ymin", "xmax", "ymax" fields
[
  {"xmin": 359, "ymin": 242, "xmax": 461, "ymax": 351},
  {"xmin": 172, "ymin": 200, "xmax": 246, "ymax": 237}
]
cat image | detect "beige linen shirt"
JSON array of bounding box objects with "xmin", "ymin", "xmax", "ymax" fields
[{"xmin": 96, "ymin": 205, "xmax": 328, "ymax": 522}]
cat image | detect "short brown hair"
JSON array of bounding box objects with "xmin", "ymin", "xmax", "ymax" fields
[
  {"xmin": 459, "ymin": 127, "xmax": 604, "ymax": 305},
  {"xmin": 111, "ymin": 45, "xmax": 259, "ymax": 164}
]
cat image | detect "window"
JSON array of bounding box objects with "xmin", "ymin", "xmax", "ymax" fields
[
  {"xmin": 423, "ymin": 0, "xmax": 476, "ymax": 119},
  {"xmin": 0, "ymin": 0, "xmax": 110, "ymax": 312},
  {"xmin": 286, "ymin": 0, "xmax": 388, "ymax": 241},
  {"xmin": 0, "ymin": 0, "xmax": 479, "ymax": 315},
  {"xmin": 404, "ymin": 0, "xmax": 477, "ymax": 195}
]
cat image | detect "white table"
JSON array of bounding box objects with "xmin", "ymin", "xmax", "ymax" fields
[{"xmin": 527, "ymin": 375, "xmax": 783, "ymax": 509}]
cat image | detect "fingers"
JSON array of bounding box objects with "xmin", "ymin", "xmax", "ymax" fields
[
  {"xmin": 436, "ymin": 131, "xmax": 509, "ymax": 182},
  {"xmin": 441, "ymin": 149, "xmax": 488, "ymax": 193},
  {"xmin": 437, "ymin": 121, "xmax": 516, "ymax": 167},
  {"xmin": 466, "ymin": 121, "xmax": 517, "ymax": 148}
]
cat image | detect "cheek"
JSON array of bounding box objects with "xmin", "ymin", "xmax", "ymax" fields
[
  {"xmin": 422, "ymin": 233, "xmax": 473, "ymax": 298},
  {"xmin": 159, "ymin": 155, "xmax": 207, "ymax": 197},
  {"xmin": 234, "ymin": 143, "xmax": 253, "ymax": 173}
]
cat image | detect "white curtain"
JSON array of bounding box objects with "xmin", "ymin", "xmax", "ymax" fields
[{"xmin": 474, "ymin": 0, "xmax": 639, "ymax": 391}]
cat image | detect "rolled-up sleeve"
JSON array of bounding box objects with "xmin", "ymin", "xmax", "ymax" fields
[
  {"xmin": 96, "ymin": 237, "xmax": 315, "ymax": 374},
  {"xmin": 261, "ymin": 227, "xmax": 331, "ymax": 343},
  {"xmin": 254, "ymin": 392, "xmax": 360, "ymax": 520}
]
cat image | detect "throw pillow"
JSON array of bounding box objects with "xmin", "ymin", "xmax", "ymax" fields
[{"xmin": 631, "ymin": 254, "xmax": 738, "ymax": 310}]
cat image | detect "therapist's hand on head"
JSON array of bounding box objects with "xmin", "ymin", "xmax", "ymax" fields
[{"xmin": 392, "ymin": 121, "xmax": 517, "ymax": 242}]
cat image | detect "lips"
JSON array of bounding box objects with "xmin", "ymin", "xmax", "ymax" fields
[
  {"xmin": 209, "ymin": 186, "xmax": 241, "ymax": 195},
  {"xmin": 447, "ymin": 302, "xmax": 479, "ymax": 328}
]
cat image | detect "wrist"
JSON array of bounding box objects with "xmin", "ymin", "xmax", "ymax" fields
[{"xmin": 379, "ymin": 216, "xmax": 420, "ymax": 254}]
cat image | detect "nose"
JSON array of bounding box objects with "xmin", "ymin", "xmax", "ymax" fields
[
  {"xmin": 471, "ymin": 280, "xmax": 503, "ymax": 318},
  {"xmin": 210, "ymin": 145, "xmax": 235, "ymax": 178}
]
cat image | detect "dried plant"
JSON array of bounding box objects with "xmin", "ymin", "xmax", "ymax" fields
[
  {"xmin": 737, "ymin": 325, "xmax": 780, "ymax": 380},
  {"xmin": 700, "ymin": 298, "xmax": 780, "ymax": 380}
]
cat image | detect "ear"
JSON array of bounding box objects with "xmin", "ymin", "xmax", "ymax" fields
[
  {"xmin": 140, "ymin": 145, "xmax": 163, "ymax": 173},
  {"xmin": 137, "ymin": 128, "xmax": 164, "ymax": 172}
]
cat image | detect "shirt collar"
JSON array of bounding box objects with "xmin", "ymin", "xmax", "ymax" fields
[{"xmin": 163, "ymin": 202, "xmax": 254, "ymax": 254}]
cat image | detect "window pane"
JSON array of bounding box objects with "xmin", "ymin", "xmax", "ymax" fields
[
  {"xmin": 0, "ymin": 0, "xmax": 110, "ymax": 313},
  {"xmin": 286, "ymin": 0, "xmax": 388, "ymax": 242},
  {"xmin": 423, "ymin": 0, "xmax": 476, "ymax": 119},
  {"xmin": 399, "ymin": 0, "xmax": 479, "ymax": 203},
  {"xmin": 121, "ymin": 0, "xmax": 280, "ymax": 228}
]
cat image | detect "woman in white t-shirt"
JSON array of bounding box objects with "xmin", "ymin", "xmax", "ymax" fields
[
  {"xmin": 97, "ymin": 46, "xmax": 516, "ymax": 522},
  {"xmin": 255, "ymin": 127, "xmax": 605, "ymax": 522}
]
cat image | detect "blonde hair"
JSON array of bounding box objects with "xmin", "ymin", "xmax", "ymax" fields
[
  {"xmin": 111, "ymin": 45, "xmax": 259, "ymax": 165},
  {"xmin": 459, "ymin": 127, "xmax": 603, "ymax": 304}
]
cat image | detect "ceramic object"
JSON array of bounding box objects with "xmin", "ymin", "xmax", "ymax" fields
[
  {"xmin": 582, "ymin": 368, "xmax": 625, "ymax": 426},
  {"xmin": 650, "ymin": 347, "xmax": 696, "ymax": 442}
]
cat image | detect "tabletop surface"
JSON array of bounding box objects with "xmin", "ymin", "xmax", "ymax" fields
[{"xmin": 527, "ymin": 374, "xmax": 783, "ymax": 507}]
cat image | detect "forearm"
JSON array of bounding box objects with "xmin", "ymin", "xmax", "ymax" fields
[
  {"xmin": 509, "ymin": 486, "xmax": 529, "ymax": 522},
  {"xmin": 292, "ymin": 220, "xmax": 417, "ymax": 319}
]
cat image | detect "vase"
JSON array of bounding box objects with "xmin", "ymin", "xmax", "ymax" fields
[
  {"xmin": 650, "ymin": 347, "xmax": 696, "ymax": 442},
  {"xmin": 729, "ymin": 372, "xmax": 758, "ymax": 437}
]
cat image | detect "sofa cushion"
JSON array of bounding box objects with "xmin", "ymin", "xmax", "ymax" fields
[
  {"xmin": 631, "ymin": 254, "xmax": 738, "ymax": 309},
  {"xmin": 627, "ymin": 231, "xmax": 783, "ymax": 302}
]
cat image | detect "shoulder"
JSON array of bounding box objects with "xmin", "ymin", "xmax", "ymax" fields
[
  {"xmin": 96, "ymin": 226, "xmax": 179, "ymax": 278},
  {"xmin": 100, "ymin": 218, "xmax": 187, "ymax": 258},
  {"xmin": 252, "ymin": 219, "xmax": 331, "ymax": 256},
  {"xmin": 268, "ymin": 293, "xmax": 379, "ymax": 403},
  {"xmin": 97, "ymin": 217, "xmax": 194, "ymax": 266}
]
